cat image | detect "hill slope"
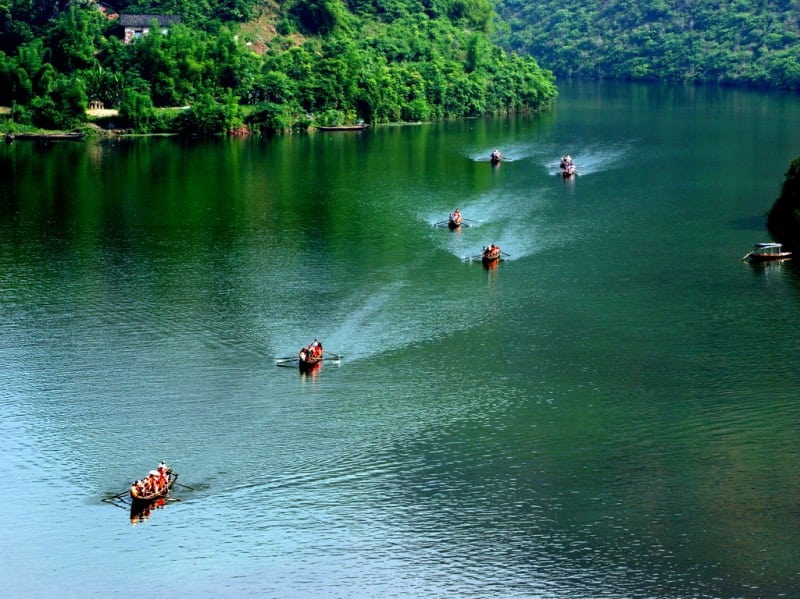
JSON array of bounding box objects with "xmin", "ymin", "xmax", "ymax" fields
[
  {"xmin": 0, "ymin": 0, "xmax": 557, "ymax": 133},
  {"xmin": 493, "ymin": 0, "xmax": 800, "ymax": 89}
]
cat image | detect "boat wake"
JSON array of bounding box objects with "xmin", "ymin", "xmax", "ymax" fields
[
  {"xmin": 467, "ymin": 141, "xmax": 531, "ymax": 163},
  {"xmin": 428, "ymin": 188, "xmax": 552, "ymax": 263},
  {"xmin": 542, "ymin": 143, "xmax": 632, "ymax": 176}
]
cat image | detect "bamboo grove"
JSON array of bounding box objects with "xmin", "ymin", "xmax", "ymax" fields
[{"xmin": 0, "ymin": 0, "xmax": 557, "ymax": 134}]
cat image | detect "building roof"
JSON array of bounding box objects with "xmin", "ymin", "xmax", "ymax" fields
[{"xmin": 118, "ymin": 14, "xmax": 182, "ymax": 27}]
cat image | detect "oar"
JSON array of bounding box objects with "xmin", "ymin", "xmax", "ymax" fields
[
  {"xmin": 501, "ymin": 251, "xmax": 511, "ymax": 257},
  {"xmin": 323, "ymin": 350, "xmax": 342, "ymax": 360},
  {"xmin": 433, "ymin": 220, "xmax": 448, "ymax": 227},
  {"xmin": 739, "ymin": 252, "xmax": 753, "ymax": 261},
  {"xmin": 174, "ymin": 481, "xmax": 194, "ymax": 491}
]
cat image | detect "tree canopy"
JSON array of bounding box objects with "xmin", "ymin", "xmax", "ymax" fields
[
  {"xmin": 493, "ymin": 0, "xmax": 800, "ymax": 89},
  {"xmin": 0, "ymin": 0, "xmax": 556, "ymax": 134}
]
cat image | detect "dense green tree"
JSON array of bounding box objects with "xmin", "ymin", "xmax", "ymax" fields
[
  {"xmin": 119, "ymin": 86, "xmax": 157, "ymax": 131},
  {"xmin": 30, "ymin": 72, "xmax": 87, "ymax": 129},
  {"xmin": 45, "ymin": 6, "xmax": 106, "ymax": 72},
  {"xmin": 2, "ymin": 0, "xmax": 556, "ymax": 134},
  {"xmin": 767, "ymin": 158, "xmax": 800, "ymax": 248},
  {"xmin": 494, "ymin": 0, "xmax": 800, "ymax": 89}
]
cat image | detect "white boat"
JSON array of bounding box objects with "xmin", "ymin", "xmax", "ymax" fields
[{"xmin": 742, "ymin": 242, "xmax": 792, "ymax": 262}]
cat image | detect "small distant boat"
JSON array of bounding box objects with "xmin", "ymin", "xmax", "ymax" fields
[
  {"xmin": 490, "ymin": 149, "xmax": 502, "ymax": 164},
  {"xmin": 448, "ymin": 210, "xmax": 463, "ymax": 229},
  {"xmin": 317, "ymin": 123, "xmax": 369, "ymax": 131},
  {"xmin": 741, "ymin": 242, "xmax": 792, "ymax": 263},
  {"xmin": 560, "ymin": 155, "xmax": 576, "ymax": 177}
]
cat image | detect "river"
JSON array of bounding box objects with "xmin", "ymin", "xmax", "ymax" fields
[{"xmin": 1, "ymin": 80, "xmax": 799, "ymax": 597}]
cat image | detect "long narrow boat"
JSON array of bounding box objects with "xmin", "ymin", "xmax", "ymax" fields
[
  {"xmin": 130, "ymin": 468, "xmax": 177, "ymax": 504},
  {"xmin": 317, "ymin": 124, "xmax": 369, "ymax": 131},
  {"xmin": 9, "ymin": 132, "xmax": 85, "ymax": 141}
]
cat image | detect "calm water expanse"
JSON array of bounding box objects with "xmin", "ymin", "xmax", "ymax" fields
[{"xmin": 2, "ymin": 80, "xmax": 800, "ymax": 598}]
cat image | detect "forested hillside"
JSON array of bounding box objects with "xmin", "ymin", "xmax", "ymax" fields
[
  {"xmin": 493, "ymin": 0, "xmax": 800, "ymax": 89},
  {"xmin": 0, "ymin": 0, "xmax": 556, "ymax": 133}
]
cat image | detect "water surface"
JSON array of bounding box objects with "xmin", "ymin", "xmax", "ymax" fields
[{"xmin": 1, "ymin": 80, "xmax": 799, "ymax": 597}]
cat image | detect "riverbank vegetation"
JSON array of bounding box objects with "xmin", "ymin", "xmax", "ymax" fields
[
  {"xmin": 768, "ymin": 158, "xmax": 800, "ymax": 248},
  {"xmin": 494, "ymin": 0, "xmax": 800, "ymax": 89},
  {"xmin": 0, "ymin": 0, "xmax": 556, "ymax": 135}
]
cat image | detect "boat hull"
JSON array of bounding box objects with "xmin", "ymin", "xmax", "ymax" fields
[
  {"xmin": 747, "ymin": 253, "xmax": 792, "ymax": 262},
  {"xmin": 744, "ymin": 243, "xmax": 792, "ymax": 263},
  {"xmin": 317, "ymin": 124, "xmax": 369, "ymax": 131}
]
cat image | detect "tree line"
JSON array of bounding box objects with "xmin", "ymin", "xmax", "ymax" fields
[
  {"xmin": 0, "ymin": 0, "xmax": 557, "ymax": 134},
  {"xmin": 493, "ymin": 0, "xmax": 800, "ymax": 89}
]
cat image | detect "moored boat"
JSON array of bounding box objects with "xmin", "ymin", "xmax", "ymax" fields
[
  {"xmin": 742, "ymin": 242, "xmax": 792, "ymax": 263},
  {"xmin": 317, "ymin": 123, "xmax": 369, "ymax": 131},
  {"xmin": 130, "ymin": 463, "xmax": 176, "ymax": 504},
  {"xmin": 10, "ymin": 131, "xmax": 85, "ymax": 141}
]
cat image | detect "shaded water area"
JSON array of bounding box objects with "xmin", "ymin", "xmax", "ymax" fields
[{"xmin": 1, "ymin": 80, "xmax": 800, "ymax": 597}]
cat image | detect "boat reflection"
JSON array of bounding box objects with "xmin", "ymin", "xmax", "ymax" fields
[
  {"xmin": 299, "ymin": 360, "xmax": 322, "ymax": 378},
  {"xmin": 130, "ymin": 497, "xmax": 170, "ymax": 525}
]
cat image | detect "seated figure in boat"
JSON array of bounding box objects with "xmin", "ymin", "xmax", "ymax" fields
[
  {"xmin": 490, "ymin": 149, "xmax": 502, "ymax": 163},
  {"xmin": 300, "ymin": 339, "xmax": 323, "ymax": 362},
  {"xmin": 482, "ymin": 244, "xmax": 501, "ymax": 260},
  {"xmin": 449, "ymin": 209, "xmax": 462, "ymax": 226}
]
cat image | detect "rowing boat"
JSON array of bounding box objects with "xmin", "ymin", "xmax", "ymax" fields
[
  {"xmin": 130, "ymin": 468, "xmax": 177, "ymax": 503},
  {"xmin": 299, "ymin": 341, "xmax": 324, "ymax": 371},
  {"xmin": 481, "ymin": 247, "xmax": 502, "ymax": 265}
]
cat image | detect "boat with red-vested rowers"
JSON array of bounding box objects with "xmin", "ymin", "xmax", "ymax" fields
[
  {"xmin": 129, "ymin": 463, "xmax": 177, "ymax": 504},
  {"xmin": 481, "ymin": 245, "xmax": 502, "ymax": 266},
  {"xmin": 298, "ymin": 339, "xmax": 324, "ymax": 371}
]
